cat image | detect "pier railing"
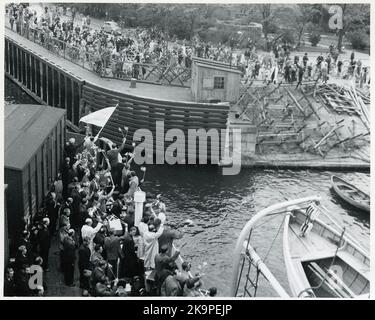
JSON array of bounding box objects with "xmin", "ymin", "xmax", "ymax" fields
[{"xmin": 5, "ymin": 24, "xmax": 192, "ymax": 87}]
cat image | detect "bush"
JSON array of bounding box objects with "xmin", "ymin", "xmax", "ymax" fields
[
  {"xmin": 266, "ymin": 22, "xmax": 280, "ymax": 35},
  {"xmin": 309, "ymin": 32, "xmax": 321, "ymax": 47},
  {"xmin": 281, "ymin": 29, "xmax": 295, "ymax": 45},
  {"xmin": 346, "ymin": 31, "xmax": 368, "ymax": 50}
]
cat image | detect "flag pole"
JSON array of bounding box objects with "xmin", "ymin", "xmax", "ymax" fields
[{"xmin": 94, "ymin": 101, "xmax": 119, "ymax": 141}]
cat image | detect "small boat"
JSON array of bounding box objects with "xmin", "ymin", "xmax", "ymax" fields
[
  {"xmin": 231, "ymin": 196, "xmax": 370, "ymax": 298},
  {"xmin": 284, "ymin": 201, "xmax": 370, "ymax": 298},
  {"xmin": 331, "ymin": 175, "xmax": 370, "ymax": 212}
]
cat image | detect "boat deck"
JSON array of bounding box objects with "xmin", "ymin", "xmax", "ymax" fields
[
  {"xmin": 288, "ymin": 222, "xmax": 338, "ymax": 262},
  {"xmin": 5, "ymin": 28, "xmax": 195, "ymax": 103}
]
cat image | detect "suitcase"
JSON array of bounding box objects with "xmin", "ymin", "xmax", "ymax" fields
[{"xmin": 107, "ymin": 215, "xmax": 124, "ymax": 236}]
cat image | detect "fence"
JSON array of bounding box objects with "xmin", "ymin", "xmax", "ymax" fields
[{"xmin": 5, "ymin": 23, "xmax": 192, "ymax": 87}]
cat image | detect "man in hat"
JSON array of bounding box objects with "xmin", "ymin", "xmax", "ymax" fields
[
  {"xmin": 38, "ymin": 218, "xmax": 51, "ymax": 271},
  {"xmin": 104, "ymin": 229, "xmax": 124, "ymax": 277},
  {"xmin": 111, "ymin": 192, "xmax": 123, "ymax": 218},
  {"xmin": 46, "ymin": 192, "xmax": 59, "ymax": 235},
  {"xmin": 62, "ymin": 229, "xmax": 76, "ymax": 286},
  {"xmin": 78, "ymin": 237, "xmax": 92, "ymax": 292},
  {"xmin": 60, "ymin": 157, "xmax": 74, "ymax": 199},
  {"xmin": 58, "ymin": 222, "xmax": 70, "ymax": 271}
]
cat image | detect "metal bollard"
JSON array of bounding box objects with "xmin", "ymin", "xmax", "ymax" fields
[{"xmin": 130, "ymin": 78, "xmax": 137, "ymax": 88}]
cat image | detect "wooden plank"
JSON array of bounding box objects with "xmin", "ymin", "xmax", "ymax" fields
[
  {"xmin": 300, "ymin": 88, "xmax": 320, "ymax": 120},
  {"xmin": 286, "ymin": 89, "xmax": 306, "ymax": 116}
]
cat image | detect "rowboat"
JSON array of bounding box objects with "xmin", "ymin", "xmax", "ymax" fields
[
  {"xmin": 284, "ymin": 201, "xmax": 370, "ymax": 298},
  {"xmin": 231, "ymin": 196, "xmax": 370, "ymax": 298},
  {"xmin": 331, "ymin": 175, "xmax": 370, "ymax": 212}
]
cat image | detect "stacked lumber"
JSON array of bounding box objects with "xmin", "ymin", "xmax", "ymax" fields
[
  {"xmin": 311, "ymin": 84, "xmax": 370, "ymax": 128},
  {"xmin": 350, "ymin": 85, "xmax": 370, "ymax": 132}
]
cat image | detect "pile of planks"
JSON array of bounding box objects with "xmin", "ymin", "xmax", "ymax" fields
[
  {"xmin": 350, "ymin": 85, "xmax": 370, "ymax": 132},
  {"xmin": 312, "ymin": 84, "xmax": 370, "ymax": 129}
]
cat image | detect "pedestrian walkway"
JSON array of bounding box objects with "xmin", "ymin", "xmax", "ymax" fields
[{"xmin": 5, "ymin": 28, "xmax": 194, "ymax": 103}]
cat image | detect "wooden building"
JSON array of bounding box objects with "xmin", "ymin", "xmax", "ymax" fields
[
  {"xmin": 191, "ymin": 57, "xmax": 241, "ymax": 103},
  {"xmin": 4, "ymin": 104, "xmax": 66, "ymax": 244}
]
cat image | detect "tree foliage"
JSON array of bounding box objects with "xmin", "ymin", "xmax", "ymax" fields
[{"xmin": 69, "ymin": 3, "xmax": 369, "ymax": 50}]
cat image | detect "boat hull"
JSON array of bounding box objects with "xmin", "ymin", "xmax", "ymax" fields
[
  {"xmin": 284, "ymin": 207, "xmax": 370, "ymax": 298},
  {"xmin": 331, "ymin": 175, "xmax": 370, "ymax": 212}
]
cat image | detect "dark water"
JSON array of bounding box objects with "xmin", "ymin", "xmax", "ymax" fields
[{"xmin": 5, "ymin": 78, "xmax": 370, "ymax": 297}]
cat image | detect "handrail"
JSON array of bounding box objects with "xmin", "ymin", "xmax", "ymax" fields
[
  {"xmin": 230, "ymin": 195, "xmax": 321, "ymax": 297},
  {"xmin": 245, "ymin": 243, "xmax": 290, "ymax": 298},
  {"xmin": 5, "ymin": 24, "xmax": 192, "ymax": 87}
]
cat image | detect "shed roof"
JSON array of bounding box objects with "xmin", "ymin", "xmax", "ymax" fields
[
  {"xmin": 195, "ymin": 62, "xmax": 242, "ymax": 74},
  {"xmin": 5, "ymin": 104, "xmax": 66, "ymax": 171},
  {"xmin": 193, "ymin": 57, "xmax": 242, "ymax": 74}
]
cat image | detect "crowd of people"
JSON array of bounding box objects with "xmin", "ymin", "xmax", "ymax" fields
[
  {"xmin": 6, "ymin": 3, "xmax": 195, "ymax": 80},
  {"xmin": 6, "ymin": 3, "xmax": 370, "ymax": 88},
  {"xmin": 242, "ymin": 45, "xmax": 370, "ymax": 88},
  {"xmin": 4, "ymin": 128, "xmax": 217, "ymax": 297}
]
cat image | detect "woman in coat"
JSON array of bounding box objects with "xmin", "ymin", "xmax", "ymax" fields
[{"xmin": 120, "ymin": 226, "xmax": 139, "ymax": 279}]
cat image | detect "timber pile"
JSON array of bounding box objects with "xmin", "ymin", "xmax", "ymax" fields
[
  {"xmin": 309, "ymin": 83, "xmax": 370, "ymax": 105},
  {"xmin": 309, "ymin": 83, "xmax": 370, "ymax": 131},
  {"xmin": 232, "ymin": 82, "xmax": 370, "ymax": 161}
]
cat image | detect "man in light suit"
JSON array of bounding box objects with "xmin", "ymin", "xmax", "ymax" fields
[{"xmin": 81, "ymin": 218, "xmax": 103, "ymax": 254}]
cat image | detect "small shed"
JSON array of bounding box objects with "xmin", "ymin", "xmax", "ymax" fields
[
  {"xmin": 4, "ymin": 104, "xmax": 66, "ymax": 244},
  {"xmin": 191, "ymin": 57, "xmax": 241, "ymax": 103}
]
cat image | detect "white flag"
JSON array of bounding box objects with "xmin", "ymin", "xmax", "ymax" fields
[{"xmin": 79, "ymin": 106, "xmax": 117, "ymax": 127}]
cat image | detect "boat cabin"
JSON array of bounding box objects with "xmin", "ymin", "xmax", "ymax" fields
[{"xmin": 191, "ymin": 57, "xmax": 241, "ymax": 103}]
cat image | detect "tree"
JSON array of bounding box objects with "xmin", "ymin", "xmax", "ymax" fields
[
  {"xmin": 336, "ymin": 3, "xmax": 370, "ymax": 52},
  {"xmin": 185, "ymin": 6, "xmax": 203, "ymax": 40},
  {"xmin": 259, "ymin": 4, "xmax": 273, "ymax": 40},
  {"xmin": 293, "ymin": 4, "xmax": 321, "ymax": 48},
  {"xmin": 336, "ymin": 3, "xmax": 347, "ymax": 53}
]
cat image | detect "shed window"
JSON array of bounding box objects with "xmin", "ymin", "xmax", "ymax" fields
[{"xmin": 213, "ymin": 76, "xmax": 225, "ymax": 89}]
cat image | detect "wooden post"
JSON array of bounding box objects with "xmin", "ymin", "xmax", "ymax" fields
[
  {"xmin": 51, "ymin": 66, "xmax": 55, "ymax": 107},
  {"xmin": 286, "ymin": 89, "xmax": 306, "ymax": 117},
  {"xmin": 300, "ymin": 88, "xmax": 320, "ymax": 120},
  {"xmin": 64, "ymin": 75, "xmax": 68, "ymax": 111}
]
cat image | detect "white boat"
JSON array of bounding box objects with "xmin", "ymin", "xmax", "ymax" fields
[
  {"xmin": 331, "ymin": 175, "xmax": 370, "ymax": 213},
  {"xmin": 231, "ymin": 196, "xmax": 370, "ymax": 298}
]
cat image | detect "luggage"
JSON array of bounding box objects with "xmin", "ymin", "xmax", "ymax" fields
[{"xmin": 107, "ymin": 215, "xmax": 123, "ymax": 236}]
